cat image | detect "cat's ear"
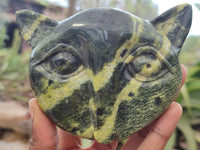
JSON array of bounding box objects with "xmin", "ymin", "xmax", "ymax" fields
[
  {"xmin": 16, "ymin": 10, "xmax": 58, "ymax": 49},
  {"xmin": 151, "ymin": 4, "xmax": 192, "ymax": 49}
]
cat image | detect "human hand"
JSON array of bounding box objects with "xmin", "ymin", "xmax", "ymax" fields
[{"xmin": 28, "ymin": 65, "xmax": 187, "ymax": 150}]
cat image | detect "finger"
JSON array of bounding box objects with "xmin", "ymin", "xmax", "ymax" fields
[
  {"xmin": 57, "ymin": 128, "xmax": 81, "ymax": 150},
  {"xmin": 29, "ymin": 98, "xmax": 58, "ymax": 150},
  {"xmin": 137, "ymin": 102, "xmax": 182, "ymax": 150},
  {"xmin": 86, "ymin": 141, "xmax": 118, "ymax": 150},
  {"xmin": 121, "ymin": 121, "xmax": 156, "ymax": 150},
  {"xmin": 181, "ymin": 64, "xmax": 188, "ymax": 87}
]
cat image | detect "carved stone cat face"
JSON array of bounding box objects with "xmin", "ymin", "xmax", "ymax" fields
[{"xmin": 16, "ymin": 4, "xmax": 192, "ymax": 144}]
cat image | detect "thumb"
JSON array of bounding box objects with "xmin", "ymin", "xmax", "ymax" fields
[
  {"xmin": 29, "ymin": 98, "xmax": 58, "ymax": 150},
  {"xmin": 84, "ymin": 141, "xmax": 118, "ymax": 150}
]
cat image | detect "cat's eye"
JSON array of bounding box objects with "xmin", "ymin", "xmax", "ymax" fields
[
  {"xmin": 38, "ymin": 44, "xmax": 84, "ymax": 79},
  {"xmin": 124, "ymin": 46, "xmax": 170, "ymax": 81},
  {"xmin": 43, "ymin": 51, "xmax": 82, "ymax": 75}
]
